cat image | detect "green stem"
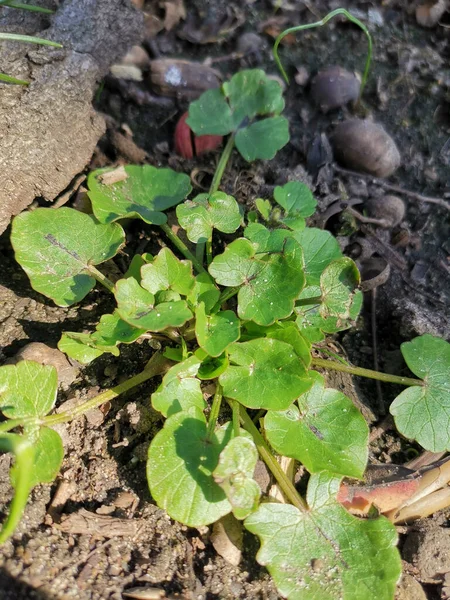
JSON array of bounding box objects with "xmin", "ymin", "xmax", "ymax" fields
[
  {"xmin": 237, "ymin": 404, "xmax": 307, "ymax": 512},
  {"xmin": 273, "ymin": 8, "xmax": 372, "ymax": 99},
  {"xmin": 160, "ymin": 223, "xmax": 206, "ymax": 274},
  {"xmin": 0, "ymin": 419, "xmax": 26, "ymax": 433},
  {"xmin": 209, "ymin": 134, "xmax": 235, "ymax": 195},
  {"xmin": 231, "ymin": 400, "xmax": 240, "ymax": 438},
  {"xmin": 311, "ymin": 357, "xmax": 423, "ymax": 387},
  {"xmin": 196, "ymin": 242, "xmax": 205, "ymax": 266},
  {"xmin": 0, "ymin": 1, "xmax": 54, "ymax": 12},
  {"xmin": 206, "ymin": 238, "xmax": 213, "ymax": 266},
  {"xmin": 296, "ymin": 296, "xmax": 322, "ymax": 307},
  {"xmin": 206, "ymin": 384, "xmax": 223, "ymax": 441},
  {"xmin": 43, "ymin": 353, "xmax": 168, "ymax": 427},
  {"xmin": 0, "ymin": 72, "xmax": 29, "ymax": 85},
  {"xmin": 86, "ymin": 265, "xmax": 115, "ymax": 293},
  {"xmin": 218, "ymin": 286, "xmax": 240, "ymax": 305}
]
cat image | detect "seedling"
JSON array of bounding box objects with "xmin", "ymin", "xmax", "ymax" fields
[
  {"xmin": 2, "ymin": 68, "xmax": 450, "ymax": 600},
  {"xmin": 273, "ymin": 8, "xmax": 373, "ymax": 103}
]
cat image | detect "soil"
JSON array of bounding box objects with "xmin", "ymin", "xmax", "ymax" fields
[{"xmin": 0, "ymin": 0, "xmax": 450, "ymax": 599}]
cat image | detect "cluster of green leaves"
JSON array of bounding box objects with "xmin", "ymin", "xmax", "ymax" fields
[{"xmin": 1, "ymin": 68, "xmax": 450, "ymax": 600}]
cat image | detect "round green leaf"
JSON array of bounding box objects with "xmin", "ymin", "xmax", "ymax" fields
[
  {"xmin": 320, "ymin": 258, "xmax": 363, "ymax": 323},
  {"xmin": 213, "ymin": 436, "xmax": 260, "ymax": 520},
  {"xmin": 28, "ymin": 426, "xmax": 64, "ymax": 487},
  {"xmin": 187, "ymin": 272, "xmax": 220, "ymax": 313},
  {"xmin": 245, "ymin": 473, "xmax": 401, "ymax": 600},
  {"xmin": 176, "ymin": 192, "xmax": 242, "ymax": 244},
  {"xmin": 87, "ymin": 165, "xmax": 192, "ymax": 225},
  {"xmin": 141, "ymin": 247, "xmax": 195, "ymax": 296},
  {"xmin": 147, "ymin": 409, "xmax": 232, "ymax": 526},
  {"xmin": 265, "ymin": 322, "xmax": 311, "ymax": 369},
  {"xmin": 195, "ymin": 303, "xmax": 240, "ymax": 358},
  {"xmin": 390, "ymin": 335, "xmax": 450, "ymax": 451},
  {"xmin": 197, "ymin": 353, "xmax": 229, "ymax": 380},
  {"xmin": 0, "ymin": 361, "xmax": 57, "ymax": 419},
  {"xmin": 235, "ymin": 116, "xmax": 289, "ymax": 162},
  {"xmin": 274, "ymin": 182, "xmax": 317, "ymax": 219},
  {"xmin": 115, "ymin": 277, "xmax": 192, "ymax": 332},
  {"xmin": 223, "ymin": 69, "xmax": 285, "ymax": 127},
  {"xmin": 151, "ymin": 356, "xmax": 205, "ymax": 418},
  {"xmin": 209, "ymin": 237, "xmax": 305, "ymax": 326},
  {"xmin": 187, "ymin": 88, "xmax": 234, "ymax": 136},
  {"xmin": 220, "ymin": 339, "xmax": 311, "ymax": 410},
  {"xmin": 58, "ymin": 332, "xmax": 115, "ymax": 365},
  {"xmin": 11, "ymin": 208, "xmax": 125, "ymax": 306},
  {"xmin": 292, "ymin": 228, "xmax": 343, "ymax": 286},
  {"xmin": 91, "ymin": 311, "xmax": 146, "ymax": 347},
  {"xmin": 265, "ymin": 372, "xmax": 368, "ymax": 478}
]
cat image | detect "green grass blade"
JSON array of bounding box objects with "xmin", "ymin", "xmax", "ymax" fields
[
  {"xmin": 273, "ymin": 8, "xmax": 372, "ymax": 98},
  {"xmin": 0, "ymin": 1, "xmax": 54, "ymax": 12},
  {"xmin": 0, "ymin": 72, "xmax": 29, "ymax": 85},
  {"xmin": 0, "ymin": 32, "xmax": 62, "ymax": 47}
]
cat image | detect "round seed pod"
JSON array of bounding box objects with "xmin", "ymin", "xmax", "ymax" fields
[
  {"xmin": 310, "ymin": 66, "xmax": 360, "ymax": 113},
  {"xmin": 236, "ymin": 32, "xmax": 265, "ymax": 55},
  {"xmin": 331, "ymin": 119, "xmax": 401, "ymax": 178},
  {"xmin": 365, "ymin": 195, "xmax": 406, "ymax": 228}
]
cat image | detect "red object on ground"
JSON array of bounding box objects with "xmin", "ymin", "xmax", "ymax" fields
[{"xmin": 174, "ymin": 112, "xmax": 222, "ymax": 159}]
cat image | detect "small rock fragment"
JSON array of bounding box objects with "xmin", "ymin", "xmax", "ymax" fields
[
  {"xmin": 8, "ymin": 343, "xmax": 78, "ymax": 388},
  {"xmin": 416, "ymin": 0, "xmax": 448, "ymax": 27},
  {"xmin": 396, "ymin": 573, "xmax": 427, "ymax": 600},
  {"xmin": 331, "ymin": 119, "xmax": 401, "ymax": 177},
  {"xmin": 149, "ymin": 59, "xmax": 221, "ymax": 100},
  {"xmin": 310, "ymin": 66, "xmax": 360, "ymax": 113}
]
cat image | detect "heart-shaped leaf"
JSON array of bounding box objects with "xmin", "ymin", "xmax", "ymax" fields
[
  {"xmin": 13, "ymin": 427, "xmax": 64, "ymax": 488},
  {"xmin": 234, "ymin": 116, "xmax": 289, "ymax": 162},
  {"xmin": 220, "ymin": 339, "xmax": 311, "ymax": 410},
  {"xmin": 265, "ymin": 322, "xmax": 311, "ymax": 369},
  {"xmin": 141, "ymin": 248, "xmax": 195, "ymax": 296},
  {"xmin": 195, "ymin": 303, "xmax": 240, "ymax": 357},
  {"xmin": 115, "ymin": 277, "xmax": 192, "ymax": 332},
  {"xmin": 147, "ymin": 409, "xmax": 232, "ymax": 526},
  {"xmin": 0, "ymin": 361, "xmax": 57, "ymax": 419},
  {"xmin": 319, "ymin": 258, "xmax": 362, "ymax": 323},
  {"xmin": 58, "ymin": 332, "xmax": 116, "ymax": 365},
  {"xmin": 151, "ymin": 356, "xmax": 206, "ymax": 417},
  {"xmin": 91, "ymin": 311, "xmax": 146, "ymax": 347},
  {"xmin": 273, "ymin": 181, "xmax": 317, "ymax": 231},
  {"xmin": 292, "ymin": 228, "xmax": 342, "ymax": 286},
  {"xmin": 187, "ymin": 272, "xmax": 220, "ymax": 313},
  {"xmin": 87, "ymin": 165, "xmax": 192, "ymax": 225},
  {"xmin": 176, "ymin": 192, "xmax": 242, "ymax": 243},
  {"xmin": 213, "ymin": 436, "xmax": 260, "ymax": 520},
  {"xmin": 245, "ymin": 472, "xmax": 401, "ymax": 600},
  {"xmin": 11, "ymin": 208, "xmax": 125, "ymax": 306},
  {"xmin": 390, "ymin": 335, "xmax": 450, "ymax": 451},
  {"xmin": 187, "ymin": 69, "xmax": 289, "ymax": 162},
  {"xmin": 264, "ymin": 372, "xmax": 369, "ymax": 478},
  {"xmin": 209, "ymin": 237, "xmax": 305, "ymax": 326}
]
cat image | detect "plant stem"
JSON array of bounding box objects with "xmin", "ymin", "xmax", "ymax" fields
[
  {"xmin": 209, "ymin": 134, "xmax": 235, "ymax": 195},
  {"xmin": 311, "ymin": 357, "xmax": 423, "ymax": 387},
  {"xmin": 218, "ymin": 286, "xmax": 240, "ymax": 305},
  {"xmin": 43, "ymin": 353, "xmax": 168, "ymax": 427},
  {"xmin": 231, "ymin": 400, "xmax": 240, "ymax": 438},
  {"xmin": 160, "ymin": 223, "xmax": 207, "ymax": 274},
  {"xmin": 206, "ymin": 238, "xmax": 213, "ymax": 266},
  {"xmin": 86, "ymin": 265, "xmax": 115, "ymax": 293},
  {"xmin": 0, "ymin": 33, "xmax": 62, "ymax": 47},
  {"xmin": 237, "ymin": 404, "xmax": 307, "ymax": 512},
  {"xmin": 206, "ymin": 384, "xmax": 223, "ymax": 441},
  {"xmin": 296, "ymin": 296, "xmax": 322, "ymax": 307},
  {"xmin": 273, "ymin": 8, "xmax": 372, "ymax": 98},
  {"xmin": 0, "ymin": 419, "xmax": 26, "ymax": 433}
]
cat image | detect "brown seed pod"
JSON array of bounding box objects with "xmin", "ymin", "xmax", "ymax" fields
[
  {"xmin": 149, "ymin": 59, "xmax": 221, "ymax": 101},
  {"xmin": 310, "ymin": 66, "xmax": 361, "ymax": 113},
  {"xmin": 365, "ymin": 195, "xmax": 406, "ymax": 228},
  {"xmin": 331, "ymin": 119, "xmax": 401, "ymax": 178}
]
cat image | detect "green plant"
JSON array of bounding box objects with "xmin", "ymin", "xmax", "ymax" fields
[
  {"xmin": 1, "ymin": 68, "xmax": 450, "ymax": 599},
  {"xmin": 0, "ymin": 2, "xmax": 62, "ymax": 85},
  {"xmin": 273, "ymin": 8, "xmax": 373, "ymax": 103}
]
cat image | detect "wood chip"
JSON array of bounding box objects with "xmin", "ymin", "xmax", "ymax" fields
[{"xmin": 58, "ymin": 508, "xmax": 144, "ymax": 537}]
